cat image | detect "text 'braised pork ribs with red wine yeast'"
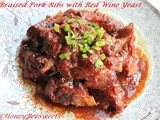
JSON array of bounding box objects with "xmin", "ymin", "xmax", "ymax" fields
[{"xmin": 19, "ymin": 9, "xmax": 149, "ymax": 116}]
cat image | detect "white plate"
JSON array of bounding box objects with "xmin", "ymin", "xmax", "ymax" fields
[{"xmin": 0, "ymin": 0, "xmax": 160, "ymax": 120}]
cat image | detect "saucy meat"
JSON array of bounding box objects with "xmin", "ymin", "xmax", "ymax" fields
[{"xmin": 19, "ymin": 9, "xmax": 149, "ymax": 115}]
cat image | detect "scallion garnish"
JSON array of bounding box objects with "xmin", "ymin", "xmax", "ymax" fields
[
  {"xmin": 80, "ymin": 43, "xmax": 90, "ymax": 53},
  {"xmin": 53, "ymin": 23, "xmax": 60, "ymax": 33},
  {"xmin": 82, "ymin": 54, "xmax": 88, "ymax": 58},
  {"xmin": 60, "ymin": 18, "xmax": 109, "ymax": 62},
  {"xmin": 92, "ymin": 45, "xmax": 101, "ymax": 51},
  {"xmin": 64, "ymin": 24, "xmax": 71, "ymax": 32},
  {"xmin": 106, "ymin": 38, "xmax": 113, "ymax": 45},
  {"xmin": 65, "ymin": 35, "xmax": 72, "ymax": 45},
  {"xmin": 88, "ymin": 49, "xmax": 94, "ymax": 54},
  {"xmin": 95, "ymin": 39, "xmax": 106, "ymax": 47},
  {"xmin": 95, "ymin": 59, "xmax": 104, "ymax": 69},
  {"xmin": 100, "ymin": 54, "xmax": 106, "ymax": 60},
  {"xmin": 68, "ymin": 18, "xmax": 86, "ymax": 24},
  {"xmin": 84, "ymin": 31, "xmax": 96, "ymax": 45},
  {"xmin": 59, "ymin": 52, "xmax": 71, "ymax": 60},
  {"xmin": 96, "ymin": 27, "xmax": 105, "ymax": 39}
]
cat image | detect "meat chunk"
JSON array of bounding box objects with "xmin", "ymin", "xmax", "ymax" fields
[
  {"xmin": 123, "ymin": 55, "xmax": 139, "ymax": 76},
  {"xmin": 102, "ymin": 37, "xmax": 129, "ymax": 56},
  {"xmin": 20, "ymin": 50, "xmax": 55, "ymax": 79},
  {"xmin": 104, "ymin": 57, "xmax": 123, "ymax": 72},
  {"xmin": 22, "ymin": 51, "xmax": 40, "ymax": 79},
  {"xmin": 57, "ymin": 60, "xmax": 73, "ymax": 80},
  {"xmin": 72, "ymin": 66, "xmax": 119, "ymax": 90},
  {"xmin": 45, "ymin": 78, "xmax": 96, "ymax": 106},
  {"xmin": 102, "ymin": 84, "xmax": 125, "ymax": 112},
  {"xmin": 117, "ymin": 23, "xmax": 134, "ymax": 38},
  {"xmin": 27, "ymin": 19, "xmax": 63, "ymax": 56},
  {"xmin": 79, "ymin": 10, "xmax": 124, "ymax": 35},
  {"xmin": 123, "ymin": 39, "xmax": 139, "ymax": 76}
]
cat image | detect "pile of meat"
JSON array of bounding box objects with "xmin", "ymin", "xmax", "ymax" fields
[{"xmin": 19, "ymin": 9, "xmax": 141, "ymax": 113}]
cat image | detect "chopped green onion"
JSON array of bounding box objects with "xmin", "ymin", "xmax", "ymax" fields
[
  {"xmin": 72, "ymin": 41, "xmax": 77, "ymax": 50},
  {"xmin": 64, "ymin": 24, "xmax": 71, "ymax": 32},
  {"xmin": 65, "ymin": 36, "xmax": 72, "ymax": 45},
  {"xmin": 86, "ymin": 38, "xmax": 94, "ymax": 45},
  {"xmin": 100, "ymin": 54, "xmax": 106, "ymax": 60},
  {"xmin": 95, "ymin": 39, "xmax": 106, "ymax": 47},
  {"xmin": 80, "ymin": 43, "xmax": 90, "ymax": 53},
  {"xmin": 70, "ymin": 31, "xmax": 76, "ymax": 39},
  {"xmin": 92, "ymin": 45, "xmax": 101, "ymax": 51},
  {"xmin": 84, "ymin": 31, "xmax": 92, "ymax": 37},
  {"xmin": 68, "ymin": 18, "xmax": 86, "ymax": 24},
  {"xmin": 53, "ymin": 24, "xmax": 60, "ymax": 33},
  {"xmin": 76, "ymin": 35, "xmax": 83, "ymax": 40},
  {"xmin": 95, "ymin": 59, "xmax": 104, "ymax": 69},
  {"xmin": 59, "ymin": 18, "xmax": 109, "ymax": 61},
  {"xmin": 96, "ymin": 27, "xmax": 105, "ymax": 39},
  {"xmin": 82, "ymin": 54, "xmax": 88, "ymax": 58},
  {"xmin": 83, "ymin": 31, "xmax": 90, "ymax": 38},
  {"xmin": 88, "ymin": 22, "xmax": 100, "ymax": 29},
  {"xmin": 84, "ymin": 31, "xmax": 96, "ymax": 45},
  {"xmin": 88, "ymin": 49, "xmax": 94, "ymax": 54},
  {"xmin": 79, "ymin": 44, "xmax": 83, "ymax": 47},
  {"xmin": 106, "ymin": 38, "xmax": 113, "ymax": 45},
  {"xmin": 59, "ymin": 52, "xmax": 71, "ymax": 60},
  {"xmin": 93, "ymin": 25, "xmax": 100, "ymax": 30}
]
